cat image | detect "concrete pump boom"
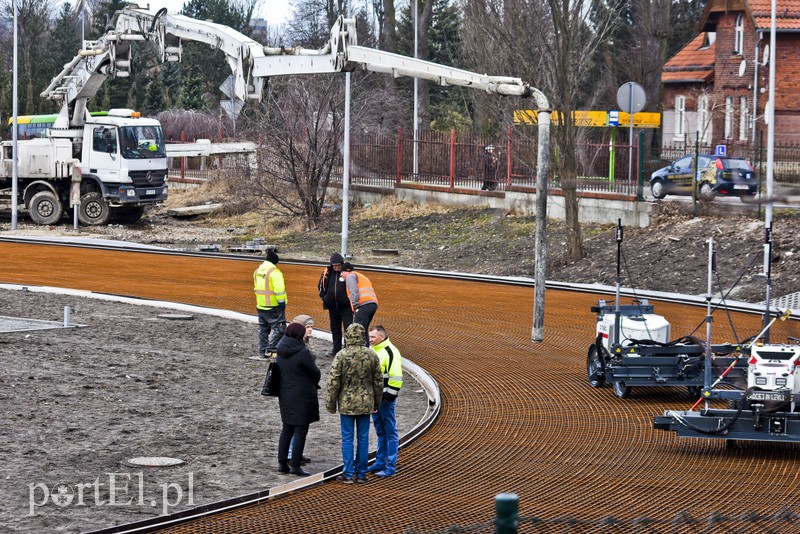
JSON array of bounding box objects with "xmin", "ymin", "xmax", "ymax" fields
[{"xmin": 41, "ymin": 5, "xmax": 549, "ymax": 129}]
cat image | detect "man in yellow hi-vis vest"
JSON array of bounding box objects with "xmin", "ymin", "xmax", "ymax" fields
[
  {"xmin": 367, "ymin": 325, "xmax": 403, "ymax": 478},
  {"xmin": 251, "ymin": 249, "xmax": 287, "ymax": 360}
]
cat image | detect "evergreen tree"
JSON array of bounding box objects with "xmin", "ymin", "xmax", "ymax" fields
[
  {"xmin": 42, "ymin": 3, "xmax": 82, "ymax": 114},
  {"xmin": 177, "ymin": 65, "xmax": 207, "ymax": 111},
  {"xmin": 142, "ymin": 71, "xmax": 166, "ymax": 116},
  {"xmin": 668, "ymin": 0, "xmax": 707, "ymax": 57}
]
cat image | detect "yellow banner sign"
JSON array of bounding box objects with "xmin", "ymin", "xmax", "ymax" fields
[{"xmin": 514, "ymin": 110, "xmax": 661, "ymax": 128}]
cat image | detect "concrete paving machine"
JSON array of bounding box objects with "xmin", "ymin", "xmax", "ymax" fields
[{"xmin": 587, "ymin": 221, "xmax": 737, "ymax": 399}]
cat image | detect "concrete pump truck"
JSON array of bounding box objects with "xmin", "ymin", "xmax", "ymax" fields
[{"xmin": 1, "ymin": 4, "xmax": 549, "ymax": 226}]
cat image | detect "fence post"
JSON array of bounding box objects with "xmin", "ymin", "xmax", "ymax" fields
[
  {"xmin": 449, "ymin": 129, "xmax": 456, "ymax": 188},
  {"xmin": 180, "ymin": 130, "xmax": 185, "ymax": 181},
  {"xmin": 506, "ymin": 125, "xmax": 512, "ymax": 188},
  {"xmin": 396, "ymin": 127, "xmax": 403, "ymax": 186},
  {"xmin": 637, "ymin": 131, "xmax": 645, "ymax": 201},
  {"xmin": 495, "ymin": 493, "xmax": 519, "ymax": 534}
]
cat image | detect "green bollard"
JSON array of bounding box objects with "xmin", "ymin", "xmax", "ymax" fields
[{"xmin": 495, "ymin": 493, "xmax": 519, "ymax": 534}]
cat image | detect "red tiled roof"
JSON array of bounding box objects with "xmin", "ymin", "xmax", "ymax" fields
[
  {"xmin": 662, "ymin": 33, "xmax": 716, "ymax": 84},
  {"xmin": 748, "ymin": 1, "xmax": 800, "ymax": 30}
]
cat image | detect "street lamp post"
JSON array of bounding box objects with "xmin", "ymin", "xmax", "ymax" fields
[{"xmin": 11, "ymin": 0, "xmax": 19, "ymax": 230}]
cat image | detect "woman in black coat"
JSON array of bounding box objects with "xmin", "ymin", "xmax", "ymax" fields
[{"xmin": 276, "ymin": 322, "xmax": 321, "ymax": 476}]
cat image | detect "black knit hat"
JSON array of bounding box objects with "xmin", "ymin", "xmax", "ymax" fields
[
  {"xmin": 330, "ymin": 252, "xmax": 344, "ymax": 265},
  {"xmin": 341, "ymin": 262, "xmax": 353, "ymax": 272},
  {"xmin": 266, "ymin": 249, "xmax": 279, "ymax": 264}
]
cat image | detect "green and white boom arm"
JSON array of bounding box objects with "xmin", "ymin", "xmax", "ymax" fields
[{"xmin": 41, "ymin": 5, "xmax": 549, "ymax": 128}]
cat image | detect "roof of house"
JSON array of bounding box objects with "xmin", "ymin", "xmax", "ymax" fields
[
  {"xmin": 661, "ymin": 33, "xmax": 716, "ymax": 84},
  {"xmin": 699, "ymin": 0, "xmax": 800, "ymax": 32},
  {"xmin": 748, "ymin": 0, "xmax": 800, "ymax": 30}
]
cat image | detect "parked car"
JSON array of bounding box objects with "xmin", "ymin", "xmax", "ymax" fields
[{"xmin": 650, "ymin": 155, "xmax": 757, "ymax": 201}]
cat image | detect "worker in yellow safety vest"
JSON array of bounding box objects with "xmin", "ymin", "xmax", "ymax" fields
[
  {"xmin": 342, "ymin": 262, "xmax": 378, "ymax": 346},
  {"xmin": 251, "ymin": 249, "xmax": 287, "ymax": 360},
  {"xmin": 367, "ymin": 325, "xmax": 403, "ymax": 478}
]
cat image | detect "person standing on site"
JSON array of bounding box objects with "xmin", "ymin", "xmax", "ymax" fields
[
  {"xmin": 318, "ymin": 253, "xmax": 352, "ymax": 357},
  {"xmin": 342, "ymin": 262, "xmax": 378, "ymax": 346},
  {"xmin": 482, "ymin": 145, "xmax": 499, "ymax": 191},
  {"xmin": 276, "ymin": 322, "xmax": 321, "ymax": 477},
  {"xmin": 326, "ymin": 323, "xmax": 382, "ymax": 484},
  {"xmin": 367, "ymin": 325, "xmax": 403, "ymax": 478},
  {"xmin": 252, "ymin": 249, "xmax": 287, "ymax": 360}
]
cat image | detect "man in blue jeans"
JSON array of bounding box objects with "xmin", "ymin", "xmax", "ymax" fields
[
  {"xmin": 325, "ymin": 324, "xmax": 382, "ymax": 484},
  {"xmin": 367, "ymin": 325, "xmax": 403, "ymax": 477}
]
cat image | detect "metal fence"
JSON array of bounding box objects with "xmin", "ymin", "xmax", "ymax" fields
[{"xmin": 167, "ymin": 129, "xmax": 800, "ymax": 195}]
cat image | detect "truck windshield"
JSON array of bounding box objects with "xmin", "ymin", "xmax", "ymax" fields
[{"xmin": 119, "ymin": 125, "xmax": 166, "ymax": 159}]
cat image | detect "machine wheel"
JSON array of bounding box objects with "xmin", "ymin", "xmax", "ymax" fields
[
  {"xmin": 113, "ymin": 206, "xmax": 145, "ymax": 224},
  {"xmin": 587, "ymin": 345, "xmax": 605, "ymax": 388},
  {"xmin": 28, "ymin": 190, "xmax": 63, "ymax": 225},
  {"xmin": 650, "ymin": 179, "xmax": 666, "ymax": 199},
  {"xmin": 698, "ymin": 182, "xmax": 715, "ymax": 201},
  {"xmin": 613, "ymin": 381, "xmax": 631, "ymax": 399},
  {"xmin": 78, "ymin": 192, "xmax": 111, "ymax": 226},
  {"xmin": 687, "ymin": 386, "xmax": 702, "ymax": 399}
]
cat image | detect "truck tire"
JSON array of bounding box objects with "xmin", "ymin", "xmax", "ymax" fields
[
  {"xmin": 78, "ymin": 192, "xmax": 111, "ymax": 226},
  {"xmin": 113, "ymin": 206, "xmax": 145, "ymax": 224},
  {"xmin": 28, "ymin": 190, "xmax": 63, "ymax": 225}
]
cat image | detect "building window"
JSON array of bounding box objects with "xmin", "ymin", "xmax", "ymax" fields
[
  {"xmin": 724, "ymin": 96, "xmax": 734, "ymax": 139},
  {"xmin": 734, "ymin": 13, "xmax": 744, "ymax": 55},
  {"xmin": 697, "ymin": 94, "xmax": 708, "ymax": 141},
  {"xmin": 674, "ymin": 95, "xmax": 686, "ymax": 140},
  {"xmin": 739, "ymin": 96, "xmax": 749, "ymax": 141}
]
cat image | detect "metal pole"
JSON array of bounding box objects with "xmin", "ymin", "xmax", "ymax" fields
[
  {"xmin": 763, "ymin": 0, "xmax": 777, "ymax": 338},
  {"xmin": 703, "ymin": 237, "xmax": 715, "ymax": 397},
  {"xmin": 412, "ymin": 0, "xmax": 419, "ymax": 178},
  {"xmin": 532, "ymin": 111, "xmax": 550, "ymax": 342},
  {"xmin": 341, "ymin": 0, "xmax": 352, "ymax": 257},
  {"xmin": 494, "ymin": 493, "xmax": 519, "ymax": 534},
  {"xmin": 11, "ymin": 0, "xmax": 19, "ymax": 230},
  {"xmin": 627, "ymin": 85, "xmax": 634, "ymax": 184}
]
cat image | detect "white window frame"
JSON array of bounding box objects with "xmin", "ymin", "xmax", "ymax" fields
[
  {"xmin": 734, "ymin": 13, "xmax": 744, "ymax": 55},
  {"xmin": 674, "ymin": 95, "xmax": 686, "ymax": 140},
  {"xmin": 739, "ymin": 96, "xmax": 749, "ymax": 141},
  {"xmin": 724, "ymin": 96, "xmax": 734, "ymax": 139},
  {"xmin": 697, "ymin": 94, "xmax": 708, "ymax": 141}
]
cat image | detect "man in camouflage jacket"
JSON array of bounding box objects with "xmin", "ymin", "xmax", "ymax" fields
[{"xmin": 326, "ymin": 323, "xmax": 382, "ymax": 483}]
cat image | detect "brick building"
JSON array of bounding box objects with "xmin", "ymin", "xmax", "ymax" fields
[{"xmin": 661, "ymin": 0, "xmax": 800, "ymax": 148}]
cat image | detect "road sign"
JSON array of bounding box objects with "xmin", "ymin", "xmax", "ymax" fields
[
  {"xmin": 220, "ymin": 99, "xmax": 245, "ymax": 121},
  {"xmin": 616, "ymin": 82, "xmax": 646, "ymax": 114},
  {"xmin": 715, "ymin": 145, "xmax": 727, "ymax": 157},
  {"xmin": 608, "ymin": 111, "xmax": 619, "ymax": 127},
  {"xmin": 618, "ymin": 112, "xmax": 661, "ymax": 128}
]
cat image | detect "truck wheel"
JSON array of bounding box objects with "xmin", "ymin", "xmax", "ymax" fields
[
  {"xmin": 613, "ymin": 381, "xmax": 631, "ymax": 399},
  {"xmin": 28, "ymin": 190, "xmax": 63, "ymax": 225},
  {"xmin": 113, "ymin": 206, "xmax": 145, "ymax": 224},
  {"xmin": 78, "ymin": 192, "xmax": 110, "ymax": 226},
  {"xmin": 587, "ymin": 345, "xmax": 605, "ymax": 388}
]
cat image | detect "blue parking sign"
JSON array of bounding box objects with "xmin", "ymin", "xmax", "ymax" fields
[{"xmin": 715, "ymin": 144, "xmax": 727, "ymax": 157}]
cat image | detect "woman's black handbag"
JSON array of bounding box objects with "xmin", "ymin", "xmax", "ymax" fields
[{"xmin": 260, "ymin": 361, "xmax": 280, "ymax": 397}]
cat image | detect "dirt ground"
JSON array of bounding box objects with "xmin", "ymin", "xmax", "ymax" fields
[
  {"xmin": 4, "ymin": 194, "xmax": 798, "ymax": 305},
  {"xmin": 0, "ymin": 289, "xmax": 429, "ymax": 533}
]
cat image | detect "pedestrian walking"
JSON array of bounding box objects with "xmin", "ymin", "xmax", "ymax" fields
[
  {"xmin": 482, "ymin": 145, "xmax": 499, "ymax": 191},
  {"xmin": 251, "ymin": 249, "xmax": 287, "ymax": 360},
  {"xmin": 367, "ymin": 325, "xmax": 403, "ymax": 478},
  {"xmin": 276, "ymin": 322, "xmax": 321, "ymax": 477},
  {"xmin": 342, "ymin": 262, "xmax": 378, "ymax": 345},
  {"xmin": 326, "ymin": 323, "xmax": 382, "ymax": 484},
  {"xmin": 318, "ymin": 253, "xmax": 353, "ymax": 357}
]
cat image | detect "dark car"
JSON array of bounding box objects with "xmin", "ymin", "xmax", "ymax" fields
[{"xmin": 650, "ymin": 155, "xmax": 757, "ymax": 201}]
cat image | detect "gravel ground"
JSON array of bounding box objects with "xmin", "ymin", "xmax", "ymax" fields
[{"xmin": 0, "ymin": 288, "xmax": 428, "ymax": 533}]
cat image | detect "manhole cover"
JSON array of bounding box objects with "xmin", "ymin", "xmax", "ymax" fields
[
  {"xmin": 125, "ymin": 457, "xmax": 185, "ymax": 467},
  {"xmin": 157, "ymin": 313, "xmax": 195, "ymax": 320}
]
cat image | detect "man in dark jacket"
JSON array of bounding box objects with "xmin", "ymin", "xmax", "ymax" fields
[
  {"xmin": 276, "ymin": 322, "xmax": 321, "ymax": 477},
  {"xmin": 318, "ymin": 253, "xmax": 352, "ymax": 357}
]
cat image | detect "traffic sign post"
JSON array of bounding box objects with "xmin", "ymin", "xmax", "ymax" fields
[{"xmin": 616, "ymin": 82, "xmax": 646, "ymax": 187}]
